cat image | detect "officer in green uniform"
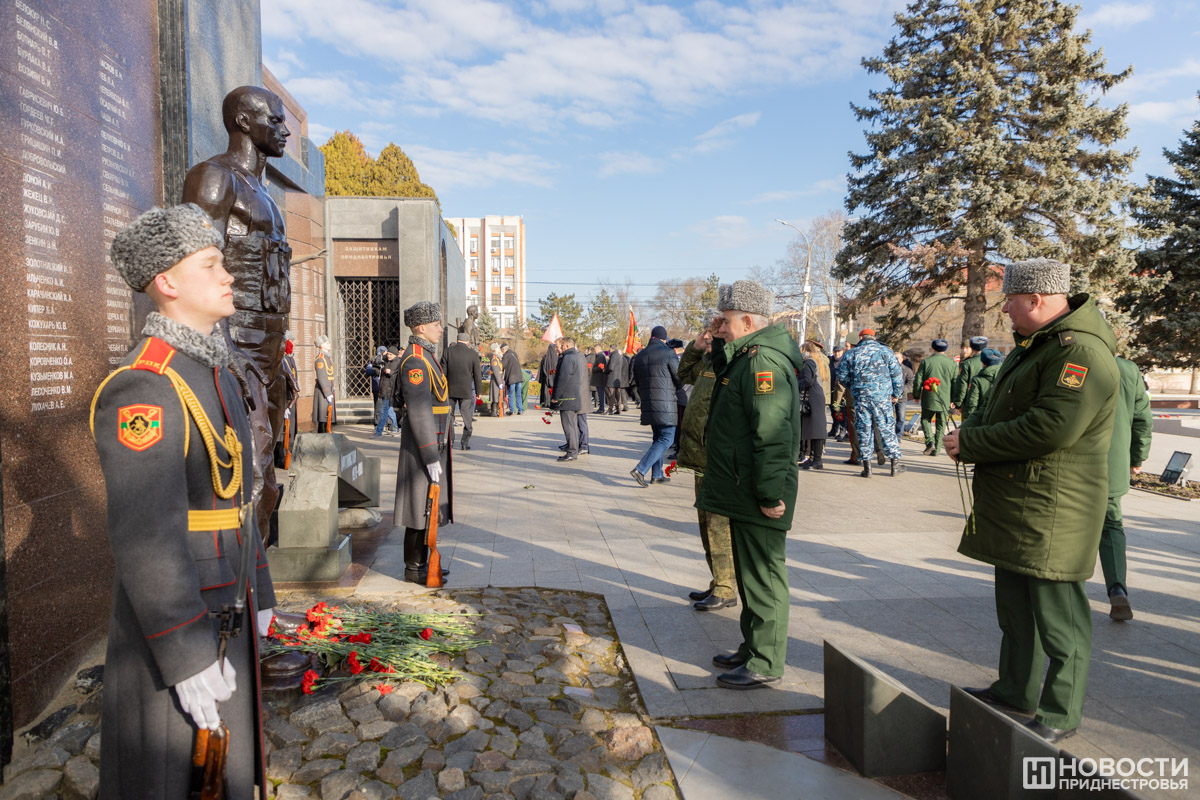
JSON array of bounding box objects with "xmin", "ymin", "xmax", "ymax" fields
[
  {"xmin": 677, "ymin": 313, "xmax": 737, "ymax": 611},
  {"xmin": 1101, "ymin": 357, "xmax": 1152, "ymax": 620},
  {"xmin": 951, "ymin": 335, "xmax": 987, "ymax": 410},
  {"xmin": 697, "ymin": 281, "xmax": 803, "ymax": 690},
  {"xmin": 911, "ymin": 339, "xmax": 957, "ymax": 455},
  {"xmin": 93, "ymin": 204, "xmax": 277, "ymax": 799},
  {"xmin": 960, "ymin": 347, "xmax": 1004, "ymax": 420},
  {"xmin": 945, "ymin": 258, "xmax": 1119, "ymax": 743}
]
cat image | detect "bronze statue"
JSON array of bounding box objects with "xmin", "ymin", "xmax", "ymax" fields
[
  {"xmin": 182, "ymin": 86, "xmax": 293, "ymax": 540},
  {"xmin": 462, "ymin": 304, "xmax": 480, "ymax": 348}
]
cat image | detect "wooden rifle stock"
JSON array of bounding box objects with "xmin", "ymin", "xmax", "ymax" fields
[
  {"xmin": 189, "ymin": 724, "xmax": 229, "ymax": 800},
  {"xmin": 425, "ymin": 482, "xmax": 443, "ymax": 588},
  {"xmin": 282, "ymin": 417, "xmax": 292, "ymax": 469},
  {"xmin": 326, "ymin": 402, "xmax": 332, "ymax": 431}
]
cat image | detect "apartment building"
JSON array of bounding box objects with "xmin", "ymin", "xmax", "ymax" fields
[{"xmin": 445, "ymin": 215, "xmax": 526, "ymax": 331}]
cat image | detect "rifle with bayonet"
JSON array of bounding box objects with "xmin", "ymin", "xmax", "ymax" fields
[{"xmin": 189, "ymin": 501, "xmax": 254, "ymax": 800}]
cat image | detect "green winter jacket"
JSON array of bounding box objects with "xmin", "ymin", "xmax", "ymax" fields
[
  {"xmin": 912, "ymin": 353, "xmax": 957, "ymax": 411},
  {"xmin": 1108, "ymin": 357, "xmax": 1153, "ymax": 498},
  {"xmin": 951, "ymin": 353, "xmax": 983, "ymax": 407},
  {"xmin": 696, "ymin": 324, "xmax": 804, "ymax": 531},
  {"xmin": 677, "ymin": 340, "xmax": 718, "ymax": 473},
  {"xmin": 957, "ymin": 295, "xmax": 1119, "ymax": 581},
  {"xmin": 961, "ymin": 363, "xmax": 1001, "ymax": 420}
]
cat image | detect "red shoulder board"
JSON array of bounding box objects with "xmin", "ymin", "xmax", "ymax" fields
[
  {"xmin": 130, "ymin": 338, "xmax": 176, "ymax": 375},
  {"xmin": 413, "ymin": 343, "xmax": 424, "ymax": 358}
]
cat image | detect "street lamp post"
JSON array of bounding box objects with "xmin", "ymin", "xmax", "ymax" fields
[{"xmin": 775, "ymin": 219, "xmax": 812, "ymax": 344}]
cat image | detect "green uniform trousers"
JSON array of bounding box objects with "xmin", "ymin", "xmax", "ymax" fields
[
  {"xmin": 694, "ymin": 475, "xmax": 737, "ymax": 600},
  {"xmin": 991, "ymin": 567, "xmax": 1092, "ymax": 730},
  {"xmin": 1098, "ymin": 494, "xmax": 1127, "ymax": 594},
  {"xmin": 729, "ymin": 519, "xmax": 790, "ymax": 677},
  {"xmin": 920, "ymin": 408, "xmax": 948, "ymax": 452}
]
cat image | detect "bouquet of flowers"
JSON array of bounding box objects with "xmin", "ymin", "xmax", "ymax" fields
[
  {"xmin": 922, "ymin": 376, "xmax": 941, "ymax": 393},
  {"xmin": 264, "ymin": 601, "xmax": 488, "ymax": 694}
]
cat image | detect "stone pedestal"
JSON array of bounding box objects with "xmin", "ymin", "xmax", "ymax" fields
[
  {"xmin": 823, "ymin": 641, "xmax": 947, "ymax": 777},
  {"xmin": 946, "ymin": 687, "xmax": 1059, "ymax": 800},
  {"xmin": 268, "ymin": 433, "xmax": 376, "ymax": 582}
]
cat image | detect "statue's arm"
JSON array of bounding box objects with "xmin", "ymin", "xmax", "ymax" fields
[{"xmin": 181, "ymin": 161, "xmax": 237, "ymax": 233}]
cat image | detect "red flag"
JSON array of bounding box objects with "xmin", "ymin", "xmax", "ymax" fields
[
  {"xmin": 541, "ymin": 313, "xmax": 564, "ymax": 343},
  {"xmin": 623, "ymin": 307, "xmax": 640, "ymax": 354}
]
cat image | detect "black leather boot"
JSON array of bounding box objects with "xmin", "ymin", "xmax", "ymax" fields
[
  {"xmin": 860, "ymin": 459, "xmax": 872, "ymax": 478},
  {"xmin": 403, "ymin": 527, "xmax": 426, "ymax": 584}
]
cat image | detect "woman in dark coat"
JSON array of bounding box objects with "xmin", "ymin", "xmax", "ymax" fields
[{"xmin": 798, "ymin": 340, "xmax": 829, "ymax": 469}]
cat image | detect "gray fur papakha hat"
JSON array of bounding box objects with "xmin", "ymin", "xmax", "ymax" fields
[
  {"xmin": 109, "ymin": 203, "xmax": 224, "ymax": 291},
  {"xmin": 1002, "ymin": 258, "xmax": 1070, "ymax": 295},
  {"xmin": 717, "ymin": 280, "xmax": 775, "ymax": 317},
  {"xmin": 404, "ymin": 301, "xmax": 442, "ymax": 328}
]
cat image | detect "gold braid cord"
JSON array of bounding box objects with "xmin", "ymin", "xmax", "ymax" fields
[{"xmin": 165, "ymin": 368, "xmax": 243, "ymax": 500}]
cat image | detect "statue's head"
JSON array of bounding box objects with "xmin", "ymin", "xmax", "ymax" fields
[
  {"xmin": 467, "ymin": 304, "xmax": 479, "ymax": 317},
  {"xmin": 223, "ymin": 86, "xmax": 290, "ymax": 158}
]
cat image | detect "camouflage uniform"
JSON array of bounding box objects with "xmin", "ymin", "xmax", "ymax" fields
[{"xmin": 836, "ymin": 338, "xmax": 904, "ymax": 460}]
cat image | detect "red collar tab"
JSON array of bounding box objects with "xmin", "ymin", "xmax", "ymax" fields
[{"xmin": 130, "ymin": 338, "xmax": 176, "ymax": 375}]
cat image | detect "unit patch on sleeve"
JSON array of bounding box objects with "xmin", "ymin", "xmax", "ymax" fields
[
  {"xmin": 1057, "ymin": 362, "xmax": 1088, "ymax": 390},
  {"xmin": 408, "ymin": 368, "xmax": 424, "ymax": 384},
  {"xmin": 117, "ymin": 404, "xmax": 163, "ymax": 451},
  {"xmin": 755, "ymin": 371, "xmax": 775, "ymax": 395}
]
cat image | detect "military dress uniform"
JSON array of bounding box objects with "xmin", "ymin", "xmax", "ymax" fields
[
  {"xmin": 393, "ymin": 336, "xmax": 453, "ymax": 579},
  {"xmin": 836, "ymin": 338, "xmax": 904, "ymax": 463},
  {"xmin": 313, "ymin": 350, "xmax": 334, "ymax": 431},
  {"xmin": 912, "ymin": 351, "xmax": 957, "ymax": 453},
  {"xmin": 952, "ymin": 350, "xmax": 985, "ymax": 409},
  {"xmin": 91, "ymin": 321, "xmax": 273, "ymax": 800}
]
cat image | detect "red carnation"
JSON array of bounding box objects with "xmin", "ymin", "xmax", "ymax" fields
[
  {"xmin": 266, "ymin": 617, "xmax": 277, "ymax": 638},
  {"xmin": 301, "ymin": 669, "xmax": 319, "ymax": 695},
  {"xmin": 665, "ymin": 460, "xmax": 677, "ymax": 476},
  {"xmin": 419, "ymin": 627, "xmax": 433, "ymax": 640},
  {"xmin": 348, "ymin": 651, "xmax": 365, "ymax": 675},
  {"xmin": 922, "ymin": 376, "xmax": 941, "ymax": 393},
  {"xmin": 377, "ymin": 684, "xmax": 394, "ymax": 695}
]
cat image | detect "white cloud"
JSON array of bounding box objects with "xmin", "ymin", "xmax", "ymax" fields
[
  {"xmin": 688, "ymin": 215, "xmax": 761, "ymax": 249},
  {"xmin": 261, "ymin": 0, "xmax": 899, "ymax": 129},
  {"xmin": 1079, "ymin": 2, "xmax": 1154, "ymax": 29},
  {"xmin": 696, "ymin": 112, "xmax": 761, "ymax": 142},
  {"xmin": 283, "ymin": 76, "xmax": 397, "ymax": 117},
  {"xmin": 404, "ymin": 145, "xmax": 557, "ymax": 190},
  {"xmin": 1127, "ymin": 96, "xmax": 1200, "ymax": 126},
  {"xmin": 744, "ymin": 178, "xmax": 844, "ymax": 204},
  {"xmin": 596, "ymin": 151, "xmax": 662, "ymax": 177}
]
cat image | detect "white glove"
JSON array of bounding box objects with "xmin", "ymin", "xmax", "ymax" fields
[
  {"xmin": 174, "ymin": 658, "xmax": 236, "ymax": 730},
  {"xmin": 427, "ymin": 463, "xmax": 442, "ymax": 483},
  {"xmin": 326, "ymin": 395, "xmax": 334, "ymax": 404},
  {"xmin": 257, "ymin": 607, "xmax": 275, "ymax": 636}
]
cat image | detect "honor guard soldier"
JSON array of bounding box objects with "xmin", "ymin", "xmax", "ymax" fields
[
  {"xmin": 313, "ymin": 335, "xmax": 335, "ymax": 431},
  {"xmin": 92, "ymin": 204, "xmax": 277, "ymax": 799},
  {"xmin": 393, "ymin": 301, "xmax": 453, "ymax": 585}
]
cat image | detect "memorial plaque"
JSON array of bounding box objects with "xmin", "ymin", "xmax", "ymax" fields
[
  {"xmin": 0, "ymin": 0, "xmax": 162, "ymax": 726},
  {"xmin": 334, "ymin": 238, "xmax": 399, "ymax": 277}
]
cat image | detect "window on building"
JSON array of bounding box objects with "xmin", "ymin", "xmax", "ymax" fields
[
  {"xmin": 490, "ymin": 236, "xmax": 500, "ymax": 251},
  {"xmin": 504, "ymin": 257, "xmax": 514, "ymax": 269},
  {"xmin": 491, "ymin": 258, "xmax": 500, "ymax": 271},
  {"xmin": 470, "ymin": 237, "xmax": 477, "ymax": 253},
  {"xmin": 469, "ymin": 281, "xmax": 478, "ymax": 292},
  {"xmin": 492, "ymin": 277, "xmax": 501, "ymax": 288},
  {"xmin": 502, "ymin": 235, "xmax": 514, "ymax": 250},
  {"xmin": 469, "ymin": 294, "xmax": 479, "ymax": 304},
  {"xmin": 470, "ymin": 257, "xmax": 478, "ymax": 271}
]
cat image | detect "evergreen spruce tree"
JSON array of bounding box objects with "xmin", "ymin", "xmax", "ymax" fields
[
  {"xmin": 477, "ymin": 308, "xmax": 500, "ymax": 343},
  {"xmin": 531, "ymin": 293, "xmax": 587, "ymax": 342},
  {"xmin": 320, "ymin": 131, "xmax": 371, "ymax": 196},
  {"xmin": 836, "ymin": 0, "xmax": 1138, "ymax": 342},
  {"xmin": 1119, "ymin": 97, "xmax": 1200, "ymax": 368},
  {"xmin": 585, "ymin": 289, "xmax": 625, "ymax": 346}
]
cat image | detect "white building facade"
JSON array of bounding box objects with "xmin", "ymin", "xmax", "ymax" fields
[{"xmin": 445, "ymin": 215, "xmax": 527, "ymax": 332}]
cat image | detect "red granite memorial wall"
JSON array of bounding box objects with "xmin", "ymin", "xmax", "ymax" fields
[{"xmin": 0, "ymin": 0, "xmax": 162, "ymax": 730}]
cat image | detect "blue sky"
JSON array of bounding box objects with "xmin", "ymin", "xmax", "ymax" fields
[{"xmin": 261, "ymin": 0, "xmax": 1200, "ymax": 312}]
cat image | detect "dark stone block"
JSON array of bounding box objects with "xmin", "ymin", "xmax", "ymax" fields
[
  {"xmin": 823, "ymin": 640, "xmax": 946, "ymax": 777},
  {"xmin": 946, "ymin": 686, "xmax": 1059, "ymax": 800}
]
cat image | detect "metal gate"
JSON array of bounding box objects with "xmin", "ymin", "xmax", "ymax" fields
[{"xmin": 337, "ymin": 278, "xmax": 401, "ymax": 397}]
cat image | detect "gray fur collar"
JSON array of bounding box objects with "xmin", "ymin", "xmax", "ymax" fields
[{"xmin": 142, "ymin": 312, "xmax": 230, "ymax": 368}]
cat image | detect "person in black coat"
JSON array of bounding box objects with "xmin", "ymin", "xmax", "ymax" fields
[
  {"xmin": 537, "ymin": 342, "xmax": 558, "ymax": 407},
  {"xmin": 501, "ymin": 343, "xmax": 524, "ymax": 415},
  {"xmin": 604, "ymin": 347, "xmax": 625, "ymax": 414},
  {"xmin": 443, "ymin": 332, "xmax": 483, "ymax": 449},
  {"xmin": 629, "ymin": 326, "xmax": 682, "ymax": 485},
  {"xmin": 370, "ymin": 347, "xmax": 401, "ymax": 437},
  {"xmin": 590, "ymin": 346, "xmax": 609, "ymax": 413},
  {"xmin": 552, "ymin": 338, "xmax": 589, "ymax": 460},
  {"xmin": 798, "ymin": 341, "xmax": 829, "ymax": 469}
]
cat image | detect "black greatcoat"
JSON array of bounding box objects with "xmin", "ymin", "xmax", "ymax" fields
[
  {"xmin": 630, "ymin": 338, "xmax": 681, "ymax": 427},
  {"xmin": 91, "ymin": 334, "xmax": 273, "ymax": 800},
  {"xmin": 797, "ymin": 356, "xmax": 829, "ymax": 441},
  {"xmin": 537, "ymin": 344, "xmax": 558, "ymax": 405},
  {"xmin": 552, "ymin": 347, "xmax": 587, "ymax": 411},
  {"xmin": 393, "ymin": 337, "xmax": 452, "ymax": 529}
]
